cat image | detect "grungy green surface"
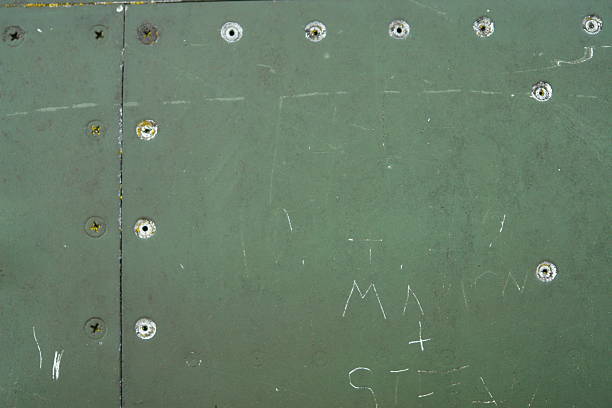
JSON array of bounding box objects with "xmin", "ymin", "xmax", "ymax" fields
[
  {"xmin": 0, "ymin": 5, "xmax": 122, "ymax": 408},
  {"xmin": 2, "ymin": 1, "xmax": 612, "ymax": 407}
]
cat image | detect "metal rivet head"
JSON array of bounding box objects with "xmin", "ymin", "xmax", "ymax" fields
[
  {"xmin": 582, "ymin": 15, "xmax": 602, "ymax": 35},
  {"xmin": 305, "ymin": 21, "xmax": 327, "ymax": 42},
  {"xmin": 531, "ymin": 81, "xmax": 552, "ymax": 102},
  {"xmin": 3, "ymin": 26, "xmax": 25, "ymax": 47},
  {"xmin": 137, "ymin": 22, "xmax": 159, "ymax": 45},
  {"xmin": 135, "ymin": 318, "xmax": 156, "ymax": 340},
  {"xmin": 473, "ymin": 16, "xmax": 494, "ymax": 38},
  {"xmin": 86, "ymin": 120, "xmax": 104, "ymax": 138},
  {"xmin": 92, "ymin": 25, "xmax": 106, "ymax": 41},
  {"xmin": 85, "ymin": 216, "xmax": 106, "ymax": 238},
  {"xmin": 389, "ymin": 20, "xmax": 410, "ymax": 39},
  {"xmin": 134, "ymin": 218, "xmax": 156, "ymax": 239},
  {"xmin": 136, "ymin": 119, "xmax": 157, "ymax": 141},
  {"xmin": 536, "ymin": 261, "xmax": 557, "ymax": 282},
  {"xmin": 220, "ymin": 22, "xmax": 243, "ymax": 43},
  {"xmin": 84, "ymin": 317, "xmax": 106, "ymax": 339}
]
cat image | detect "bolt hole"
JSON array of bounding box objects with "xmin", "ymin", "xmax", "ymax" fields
[
  {"xmin": 10, "ymin": 31, "xmax": 20, "ymax": 41},
  {"xmin": 94, "ymin": 30, "xmax": 104, "ymax": 39},
  {"xmin": 228, "ymin": 29, "xmax": 235, "ymax": 37},
  {"xmin": 142, "ymin": 226, "xmax": 148, "ymax": 232},
  {"xmin": 396, "ymin": 27, "xmax": 402, "ymax": 33},
  {"xmin": 90, "ymin": 323, "xmax": 100, "ymax": 333},
  {"xmin": 142, "ymin": 326, "xmax": 148, "ymax": 332}
]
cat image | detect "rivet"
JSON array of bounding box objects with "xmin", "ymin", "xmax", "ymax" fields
[
  {"xmin": 582, "ymin": 15, "xmax": 603, "ymax": 35},
  {"xmin": 137, "ymin": 22, "xmax": 159, "ymax": 45},
  {"xmin": 92, "ymin": 25, "xmax": 106, "ymax": 41},
  {"xmin": 220, "ymin": 22, "xmax": 243, "ymax": 43},
  {"xmin": 84, "ymin": 317, "xmax": 106, "ymax": 339},
  {"xmin": 134, "ymin": 218, "xmax": 156, "ymax": 239},
  {"xmin": 388, "ymin": 20, "xmax": 410, "ymax": 39},
  {"xmin": 531, "ymin": 81, "xmax": 552, "ymax": 102},
  {"xmin": 536, "ymin": 261, "xmax": 557, "ymax": 282},
  {"xmin": 136, "ymin": 119, "xmax": 157, "ymax": 141},
  {"xmin": 86, "ymin": 120, "xmax": 104, "ymax": 138},
  {"xmin": 305, "ymin": 21, "xmax": 327, "ymax": 42},
  {"xmin": 3, "ymin": 26, "xmax": 25, "ymax": 47},
  {"xmin": 473, "ymin": 16, "xmax": 494, "ymax": 38},
  {"xmin": 85, "ymin": 216, "xmax": 106, "ymax": 238},
  {"xmin": 135, "ymin": 318, "xmax": 156, "ymax": 340}
]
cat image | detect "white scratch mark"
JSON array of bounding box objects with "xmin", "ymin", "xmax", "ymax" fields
[
  {"xmin": 36, "ymin": 106, "xmax": 69, "ymax": 112},
  {"xmin": 408, "ymin": 321, "xmax": 431, "ymax": 351},
  {"xmin": 499, "ymin": 214, "xmax": 506, "ymax": 233},
  {"xmin": 205, "ymin": 97, "xmax": 245, "ymax": 102},
  {"xmin": 51, "ymin": 350, "xmax": 64, "ymax": 381},
  {"xmin": 402, "ymin": 285, "xmax": 424, "ymax": 316},
  {"xmin": 124, "ymin": 101, "xmax": 139, "ymax": 107},
  {"xmin": 268, "ymin": 97, "xmax": 283, "ymax": 206},
  {"xmin": 461, "ymin": 280, "xmax": 469, "ymax": 311},
  {"xmin": 418, "ymin": 392, "xmax": 434, "ymax": 398},
  {"xmin": 469, "ymin": 90, "xmax": 503, "ymax": 95},
  {"xmin": 417, "ymin": 365, "xmax": 470, "ymax": 374},
  {"xmin": 350, "ymin": 123, "xmax": 374, "ymax": 131},
  {"xmin": 282, "ymin": 208, "xmax": 293, "ymax": 232},
  {"xmin": 383, "ymin": 90, "xmax": 401, "ymax": 94},
  {"xmin": 6, "ymin": 111, "xmax": 28, "ymax": 117},
  {"xmin": 162, "ymin": 100, "xmax": 191, "ymax": 105},
  {"xmin": 348, "ymin": 367, "xmax": 378, "ymax": 408},
  {"xmin": 36, "ymin": 28, "xmax": 42, "ymax": 33},
  {"xmin": 473, "ymin": 271, "xmax": 495, "ymax": 286},
  {"xmin": 369, "ymin": 248, "xmax": 372, "ymax": 264},
  {"xmin": 347, "ymin": 238, "xmax": 383, "ymax": 242},
  {"xmin": 502, "ymin": 271, "xmax": 525, "ymax": 296},
  {"xmin": 407, "ymin": 0, "xmax": 446, "ymax": 16},
  {"xmin": 32, "ymin": 326, "xmax": 42, "ymax": 369},
  {"xmin": 528, "ymin": 387, "xmax": 538, "ymax": 408},
  {"xmin": 475, "ymin": 376, "xmax": 498, "ymax": 407},
  {"xmin": 282, "ymin": 91, "xmax": 349, "ymax": 99},
  {"xmin": 489, "ymin": 241, "xmax": 493, "ymax": 248},
  {"xmin": 422, "ymin": 89, "xmax": 462, "ymax": 94},
  {"xmin": 116, "ymin": 4, "xmax": 123, "ymax": 12},
  {"xmin": 72, "ymin": 102, "xmax": 97, "ymax": 109},
  {"xmin": 179, "ymin": 263, "xmax": 184, "ymax": 270},
  {"xmin": 574, "ymin": 94, "xmax": 598, "ymax": 99},
  {"xmin": 556, "ymin": 46, "xmax": 594, "ymax": 66},
  {"xmin": 256, "ymin": 64, "xmax": 276, "ymax": 74},
  {"xmin": 450, "ymin": 382, "xmax": 461, "ymax": 387},
  {"xmin": 389, "ymin": 367, "xmax": 410, "ymax": 373},
  {"xmin": 400, "ymin": 264, "xmax": 404, "ymax": 270},
  {"xmin": 342, "ymin": 280, "xmax": 387, "ymax": 319}
]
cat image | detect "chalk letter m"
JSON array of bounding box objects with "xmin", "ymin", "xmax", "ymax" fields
[{"xmin": 342, "ymin": 280, "xmax": 387, "ymax": 319}]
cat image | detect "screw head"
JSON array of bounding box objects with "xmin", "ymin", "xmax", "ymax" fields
[
  {"xmin": 389, "ymin": 19, "xmax": 410, "ymax": 39},
  {"xmin": 473, "ymin": 16, "xmax": 494, "ymax": 38},
  {"xmin": 3, "ymin": 26, "xmax": 25, "ymax": 47},
  {"xmin": 220, "ymin": 22, "xmax": 243, "ymax": 43},
  {"xmin": 92, "ymin": 25, "xmax": 107, "ymax": 41},
  {"xmin": 137, "ymin": 22, "xmax": 159, "ymax": 45},
  {"xmin": 136, "ymin": 119, "xmax": 158, "ymax": 141},
  {"xmin": 85, "ymin": 216, "xmax": 106, "ymax": 238},
  {"xmin": 134, "ymin": 218, "xmax": 156, "ymax": 239},
  {"xmin": 86, "ymin": 120, "xmax": 105, "ymax": 138},
  {"xmin": 531, "ymin": 81, "xmax": 553, "ymax": 102},
  {"xmin": 536, "ymin": 261, "xmax": 557, "ymax": 282},
  {"xmin": 582, "ymin": 15, "xmax": 602, "ymax": 35},
  {"xmin": 135, "ymin": 318, "xmax": 157, "ymax": 340},
  {"xmin": 84, "ymin": 317, "xmax": 106, "ymax": 339},
  {"xmin": 305, "ymin": 21, "xmax": 327, "ymax": 42}
]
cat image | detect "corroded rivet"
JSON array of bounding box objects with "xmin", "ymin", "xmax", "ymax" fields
[
  {"xmin": 137, "ymin": 22, "xmax": 159, "ymax": 45},
  {"xmin": 531, "ymin": 81, "xmax": 552, "ymax": 102},
  {"xmin": 134, "ymin": 218, "xmax": 156, "ymax": 239},
  {"xmin": 136, "ymin": 119, "xmax": 157, "ymax": 141},
  {"xmin": 85, "ymin": 216, "xmax": 106, "ymax": 238},
  {"xmin": 92, "ymin": 25, "xmax": 106, "ymax": 41},
  {"xmin": 135, "ymin": 318, "xmax": 156, "ymax": 340},
  {"xmin": 582, "ymin": 15, "xmax": 603, "ymax": 35},
  {"xmin": 84, "ymin": 317, "xmax": 106, "ymax": 339},
  {"xmin": 305, "ymin": 21, "xmax": 326, "ymax": 42},
  {"xmin": 3, "ymin": 26, "xmax": 25, "ymax": 47},
  {"xmin": 536, "ymin": 261, "xmax": 557, "ymax": 282},
  {"xmin": 220, "ymin": 22, "xmax": 243, "ymax": 43},
  {"xmin": 473, "ymin": 16, "xmax": 494, "ymax": 37},
  {"xmin": 389, "ymin": 20, "xmax": 410, "ymax": 39},
  {"xmin": 86, "ymin": 120, "xmax": 104, "ymax": 138}
]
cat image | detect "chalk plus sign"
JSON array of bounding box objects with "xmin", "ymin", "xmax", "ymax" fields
[{"xmin": 408, "ymin": 321, "xmax": 431, "ymax": 351}]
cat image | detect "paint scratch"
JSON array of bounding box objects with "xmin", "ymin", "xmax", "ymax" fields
[
  {"xmin": 51, "ymin": 350, "xmax": 64, "ymax": 381},
  {"xmin": 282, "ymin": 208, "xmax": 293, "ymax": 232},
  {"xmin": 32, "ymin": 326, "xmax": 42, "ymax": 369}
]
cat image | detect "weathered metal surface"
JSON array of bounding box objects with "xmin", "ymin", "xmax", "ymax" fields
[
  {"xmin": 1, "ymin": 0, "xmax": 610, "ymax": 407},
  {"xmin": 0, "ymin": 6, "xmax": 122, "ymax": 407},
  {"xmin": 121, "ymin": 1, "xmax": 611, "ymax": 407}
]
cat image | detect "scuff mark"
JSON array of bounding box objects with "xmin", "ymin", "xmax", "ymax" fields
[
  {"xmin": 162, "ymin": 100, "xmax": 190, "ymax": 105},
  {"xmin": 71, "ymin": 102, "xmax": 97, "ymax": 109},
  {"xmin": 32, "ymin": 326, "xmax": 42, "ymax": 369},
  {"xmin": 36, "ymin": 106, "xmax": 69, "ymax": 112},
  {"xmin": 51, "ymin": 350, "xmax": 64, "ymax": 381},
  {"xmin": 422, "ymin": 89, "xmax": 462, "ymax": 94},
  {"xmin": 555, "ymin": 46, "xmax": 594, "ymax": 66},
  {"xmin": 282, "ymin": 208, "xmax": 293, "ymax": 232}
]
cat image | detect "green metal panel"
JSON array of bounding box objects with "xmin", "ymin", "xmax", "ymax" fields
[
  {"xmin": 2, "ymin": 1, "xmax": 611, "ymax": 407},
  {"xmin": 0, "ymin": 5, "xmax": 122, "ymax": 407},
  {"xmin": 122, "ymin": 1, "xmax": 610, "ymax": 407}
]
